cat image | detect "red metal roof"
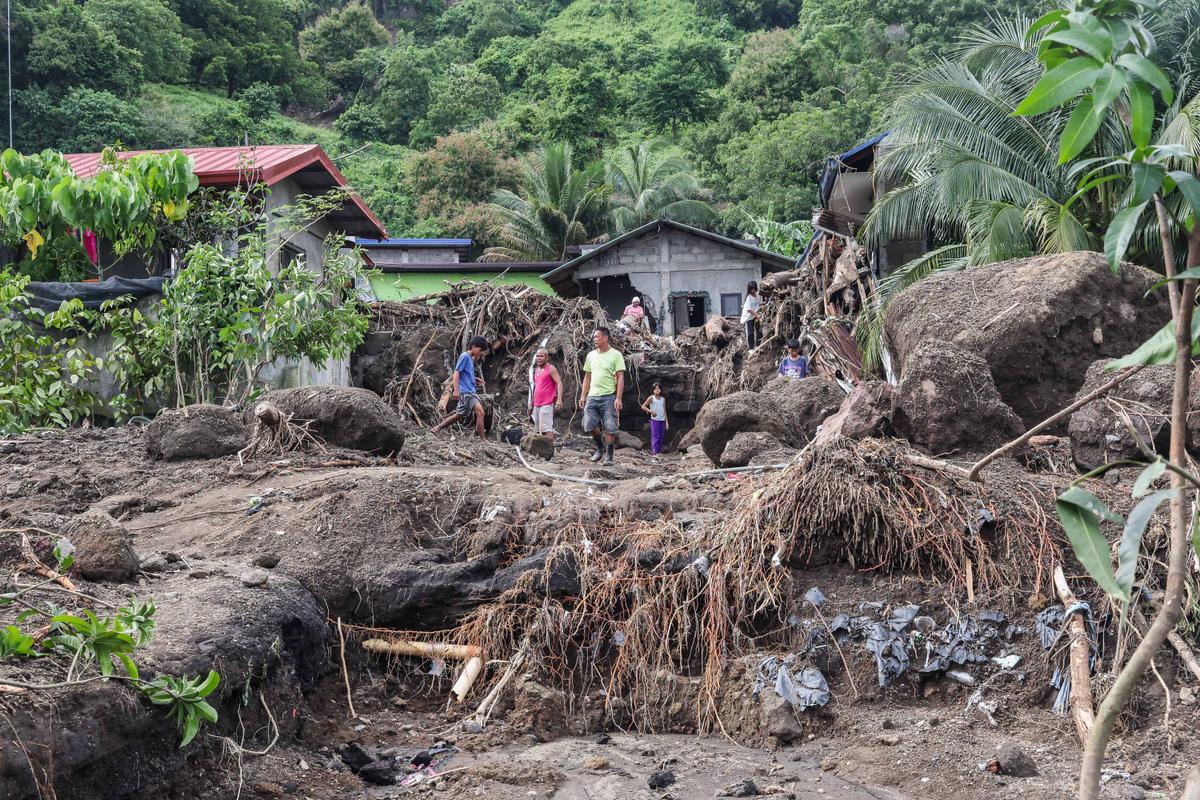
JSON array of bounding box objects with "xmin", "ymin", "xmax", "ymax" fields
[{"xmin": 63, "ymin": 145, "xmax": 386, "ymax": 237}]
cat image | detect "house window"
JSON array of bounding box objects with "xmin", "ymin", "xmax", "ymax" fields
[
  {"xmin": 280, "ymin": 243, "xmax": 305, "ymax": 271},
  {"xmin": 720, "ymin": 292, "xmax": 742, "ymax": 317}
]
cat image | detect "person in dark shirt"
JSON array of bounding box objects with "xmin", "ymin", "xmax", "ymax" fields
[
  {"xmin": 778, "ymin": 338, "xmax": 809, "ymax": 380},
  {"xmin": 432, "ymin": 335, "xmax": 490, "ymax": 441}
]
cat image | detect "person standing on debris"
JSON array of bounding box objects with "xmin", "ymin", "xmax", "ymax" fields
[
  {"xmin": 579, "ymin": 326, "xmax": 626, "ymax": 466},
  {"xmin": 740, "ymin": 281, "xmax": 761, "ymax": 349},
  {"xmin": 528, "ymin": 348, "xmax": 563, "ymax": 442},
  {"xmin": 779, "ymin": 338, "xmax": 809, "ymax": 380},
  {"xmin": 640, "ymin": 382, "xmax": 668, "ymax": 458},
  {"xmin": 621, "ymin": 296, "xmax": 646, "ymax": 329},
  {"xmin": 432, "ymin": 335, "xmax": 490, "ymax": 441}
]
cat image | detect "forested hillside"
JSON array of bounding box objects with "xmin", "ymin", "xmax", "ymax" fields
[{"xmin": 8, "ymin": 0, "xmax": 1036, "ymax": 243}]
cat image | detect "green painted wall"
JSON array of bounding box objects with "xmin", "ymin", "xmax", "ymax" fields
[{"xmin": 370, "ymin": 271, "xmax": 555, "ymax": 301}]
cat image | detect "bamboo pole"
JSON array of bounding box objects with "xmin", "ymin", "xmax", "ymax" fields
[{"xmin": 1053, "ymin": 565, "xmax": 1096, "ymax": 743}]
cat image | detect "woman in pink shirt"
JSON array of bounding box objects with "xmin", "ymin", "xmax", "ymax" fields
[{"xmin": 529, "ymin": 348, "xmax": 563, "ymax": 441}]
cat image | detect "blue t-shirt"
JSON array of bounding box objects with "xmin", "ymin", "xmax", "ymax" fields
[
  {"xmin": 779, "ymin": 355, "xmax": 808, "ymax": 379},
  {"xmin": 455, "ymin": 352, "xmax": 478, "ymax": 394}
]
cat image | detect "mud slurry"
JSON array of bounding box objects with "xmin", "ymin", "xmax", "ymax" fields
[{"xmin": 0, "ymin": 426, "xmax": 1190, "ymax": 800}]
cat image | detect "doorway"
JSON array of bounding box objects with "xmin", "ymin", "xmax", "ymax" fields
[{"xmin": 672, "ymin": 293, "xmax": 707, "ymax": 332}]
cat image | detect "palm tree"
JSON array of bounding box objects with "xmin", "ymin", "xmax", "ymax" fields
[
  {"xmin": 484, "ymin": 143, "xmax": 609, "ymax": 262},
  {"xmin": 605, "ymin": 140, "xmax": 713, "ymax": 233},
  {"xmin": 856, "ymin": 13, "xmax": 1200, "ymax": 364}
]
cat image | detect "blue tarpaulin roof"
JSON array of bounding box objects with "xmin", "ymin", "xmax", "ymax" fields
[{"xmin": 818, "ymin": 132, "xmax": 888, "ymax": 207}]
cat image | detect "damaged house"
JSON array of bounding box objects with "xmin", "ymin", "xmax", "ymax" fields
[{"xmin": 541, "ymin": 219, "xmax": 794, "ymax": 335}]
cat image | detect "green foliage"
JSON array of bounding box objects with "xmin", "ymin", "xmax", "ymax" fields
[
  {"xmin": 632, "ymin": 40, "xmax": 729, "ymax": 135},
  {"xmin": 411, "ymin": 65, "xmax": 503, "ymax": 148},
  {"xmin": 83, "ymin": 0, "xmax": 194, "ymax": 84},
  {"xmin": 0, "ymin": 627, "xmax": 38, "ymax": 659},
  {"xmin": 144, "ymin": 671, "xmax": 221, "ymax": 747},
  {"xmin": 739, "ymin": 207, "xmax": 813, "ymax": 258},
  {"xmin": 436, "ymin": 0, "xmax": 545, "ymax": 54},
  {"xmin": 50, "ymin": 610, "xmax": 141, "ymax": 680},
  {"xmin": 56, "ymin": 89, "xmax": 149, "ymax": 153},
  {"xmin": 26, "ymin": 2, "xmax": 144, "ymax": 97},
  {"xmin": 404, "ymin": 133, "xmax": 518, "ymax": 242},
  {"xmin": 169, "ymin": 0, "xmax": 304, "ymax": 97},
  {"xmin": 0, "ymin": 270, "xmax": 100, "ymax": 432},
  {"xmin": 606, "ymin": 140, "xmax": 713, "ymax": 232},
  {"xmin": 299, "ymin": 2, "xmax": 389, "ymax": 96}
]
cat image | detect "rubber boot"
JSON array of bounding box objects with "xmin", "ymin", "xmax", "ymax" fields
[
  {"xmin": 590, "ymin": 434, "xmax": 604, "ymax": 462},
  {"xmin": 603, "ymin": 443, "xmax": 614, "ymax": 466}
]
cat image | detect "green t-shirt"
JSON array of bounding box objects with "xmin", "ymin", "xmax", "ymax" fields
[{"xmin": 584, "ymin": 348, "xmax": 626, "ymax": 396}]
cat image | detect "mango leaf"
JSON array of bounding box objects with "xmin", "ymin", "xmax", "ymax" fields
[
  {"xmin": 1044, "ymin": 24, "xmax": 1113, "ymax": 63},
  {"xmin": 1117, "ymin": 53, "xmax": 1175, "ymax": 103},
  {"xmin": 1107, "ymin": 311, "xmax": 1200, "ymax": 370},
  {"xmin": 1115, "ymin": 488, "xmax": 1175, "ymax": 600},
  {"xmin": 1131, "ymin": 459, "xmax": 1166, "ymax": 497},
  {"xmin": 1104, "ymin": 202, "xmax": 1148, "ymax": 269},
  {"xmin": 1057, "ymin": 486, "xmax": 1126, "ymax": 600},
  {"xmin": 1015, "ymin": 58, "xmax": 1104, "ymax": 116},
  {"xmin": 1169, "ymin": 171, "xmax": 1200, "ymax": 219},
  {"xmin": 1129, "ymin": 79, "xmax": 1155, "ymax": 148},
  {"xmin": 1130, "ymin": 162, "xmax": 1165, "ymax": 206},
  {"xmin": 1060, "ymin": 95, "xmax": 1105, "ymax": 164}
]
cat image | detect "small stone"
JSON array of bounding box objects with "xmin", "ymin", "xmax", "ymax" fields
[
  {"xmin": 719, "ymin": 778, "xmax": 759, "ymax": 797},
  {"xmin": 463, "ymin": 720, "xmax": 483, "ymax": 734},
  {"xmin": 433, "ymin": 781, "xmax": 448, "ymax": 791},
  {"xmin": 393, "ymin": 697, "xmax": 409, "ymax": 708},
  {"xmin": 357, "ymin": 760, "xmax": 397, "ymax": 786},
  {"xmin": 881, "ymin": 719, "xmax": 894, "ymax": 730},
  {"xmin": 648, "ymin": 771, "xmax": 676, "ymax": 789},
  {"xmin": 241, "ymin": 568, "xmax": 270, "ymax": 588},
  {"xmin": 0, "ymin": 442, "xmax": 18, "ymax": 454},
  {"xmin": 253, "ymin": 552, "xmax": 281, "ymax": 569},
  {"xmin": 298, "ymin": 758, "xmax": 309, "ymax": 771},
  {"xmin": 140, "ymin": 554, "xmax": 169, "ymax": 573},
  {"xmin": 995, "ymin": 742, "xmax": 1037, "ymax": 777},
  {"xmin": 875, "ymin": 733, "xmax": 900, "ymax": 746},
  {"xmin": 1123, "ymin": 787, "xmax": 1146, "ymax": 800},
  {"xmin": 583, "ymin": 756, "xmax": 609, "ymax": 771},
  {"xmin": 820, "ymin": 758, "xmax": 836, "ymax": 771},
  {"xmin": 646, "ymin": 477, "xmax": 666, "ymax": 491},
  {"xmin": 279, "ymin": 782, "xmax": 299, "ymax": 794},
  {"xmin": 253, "ymin": 783, "xmax": 283, "ymax": 797},
  {"xmin": 595, "ymin": 733, "xmax": 612, "ymax": 745},
  {"xmin": 1179, "ymin": 686, "xmax": 1195, "ymax": 705}
]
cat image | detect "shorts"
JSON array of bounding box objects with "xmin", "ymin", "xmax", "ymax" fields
[
  {"xmin": 531, "ymin": 404, "xmax": 555, "ymax": 433},
  {"xmin": 582, "ymin": 394, "xmax": 618, "ymax": 435},
  {"xmin": 454, "ymin": 393, "xmax": 481, "ymax": 417}
]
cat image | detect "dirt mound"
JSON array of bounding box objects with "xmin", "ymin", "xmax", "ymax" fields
[
  {"xmin": 817, "ymin": 381, "xmax": 894, "ymax": 442},
  {"xmin": 720, "ymin": 431, "xmax": 788, "ymax": 467},
  {"xmin": 763, "ymin": 375, "xmax": 846, "ymax": 432},
  {"xmin": 693, "ymin": 377, "xmax": 845, "ymax": 464},
  {"xmin": 884, "ymin": 252, "xmax": 1170, "ymax": 425},
  {"xmin": 893, "ymin": 340, "xmax": 1024, "ymax": 454},
  {"xmin": 144, "ymin": 404, "xmax": 245, "ymax": 460},
  {"xmin": 250, "ymin": 386, "xmax": 405, "ymax": 454}
]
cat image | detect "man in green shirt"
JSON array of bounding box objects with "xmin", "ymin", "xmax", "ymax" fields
[{"xmin": 578, "ymin": 326, "xmax": 626, "ymax": 466}]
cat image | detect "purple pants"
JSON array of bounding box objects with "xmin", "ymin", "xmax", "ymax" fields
[{"xmin": 650, "ymin": 419, "xmax": 665, "ymax": 454}]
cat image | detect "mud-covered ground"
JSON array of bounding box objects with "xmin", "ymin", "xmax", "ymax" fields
[{"xmin": 0, "ymin": 424, "xmax": 1192, "ymax": 800}]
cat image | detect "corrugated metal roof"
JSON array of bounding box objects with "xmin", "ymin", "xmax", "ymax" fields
[
  {"xmin": 62, "ymin": 145, "xmax": 386, "ymax": 237},
  {"xmin": 353, "ymin": 238, "xmax": 473, "ymax": 247}
]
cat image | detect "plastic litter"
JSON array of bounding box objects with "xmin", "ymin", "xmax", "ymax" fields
[{"xmin": 804, "ymin": 586, "xmax": 826, "ymax": 608}]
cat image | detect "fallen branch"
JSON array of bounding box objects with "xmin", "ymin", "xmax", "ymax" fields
[
  {"xmin": 967, "ymin": 365, "xmax": 1146, "ymax": 482},
  {"xmin": 1130, "ymin": 605, "xmax": 1200, "ymax": 683},
  {"xmin": 363, "ymin": 638, "xmax": 484, "ymax": 703},
  {"xmin": 1054, "ymin": 564, "xmax": 1096, "ymax": 743},
  {"xmin": 337, "ymin": 618, "xmax": 358, "ymax": 720},
  {"xmin": 472, "ymin": 643, "xmax": 527, "ymax": 728}
]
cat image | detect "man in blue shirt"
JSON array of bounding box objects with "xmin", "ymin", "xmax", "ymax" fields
[
  {"xmin": 433, "ymin": 335, "xmax": 490, "ymax": 441},
  {"xmin": 779, "ymin": 338, "xmax": 809, "ymax": 379}
]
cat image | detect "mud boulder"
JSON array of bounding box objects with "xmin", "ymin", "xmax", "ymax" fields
[
  {"xmin": 893, "ymin": 340, "xmax": 1024, "ymax": 454},
  {"xmin": 763, "ymin": 377, "xmax": 846, "ymax": 437},
  {"xmin": 144, "ymin": 404, "xmax": 246, "ymax": 460},
  {"xmin": 885, "ymin": 252, "xmax": 1170, "ymax": 425},
  {"xmin": 62, "ymin": 509, "xmax": 138, "ymax": 582},
  {"xmin": 250, "ymin": 386, "xmax": 405, "ymax": 454},
  {"xmin": 721, "ymin": 431, "xmax": 789, "ymax": 468},
  {"xmin": 693, "ymin": 391, "xmax": 794, "ymax": 465},
  {"xmin": 1068, "ymin": 360, "xmax": 1200, "ymax": 470},
  {"xmin": 520, "ymin": 433, "xmax": 555, "ymax": 461},
  {"xmin": 816, "ymin": 381, "xmax": 894, "ymax": 443}
]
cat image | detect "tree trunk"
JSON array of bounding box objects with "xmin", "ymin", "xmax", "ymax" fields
[{"xmin": 1077, "ymin": 270, "xmax": 1198, "ymax": 799}]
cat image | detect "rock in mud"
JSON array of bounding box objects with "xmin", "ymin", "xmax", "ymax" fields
[
  {"xmin": 249, "ymin": 386, "xmax": 405, "ymax": 454},
  {"xmin": 720, "ymin": 431, "xmax": 788, "ymax": 468},
  {"xmin": 140, "ymin": 553, "xmax": 169, "ymax": 573},
  {"xmin": 253, "ymin": 552, "xmax": 281, "ymax": 568},
  {"xmin": 357, "ymin": 760, "xmax": 397, "ymax": 785},
  {"xmin": 336, "ymin": 742, "xmax": 375, "ymax": 772},
  {"xmin": 760, "ymin": 692, "xmax": 803, "ymax": 744},
  {"xmin": 893, "ymin": 340, "xmax": 1024, "ymax": 454},
  {"xmin": 720, "ymin": 778, "xmax": 760, "ymax": 797},
  {"xmin": 1067, "ymin": 360, "xmax": 1200, "ymax": 470},
  {"xmin": 62, "ymin": 509, "xmax": 138, "ymax": 581},
  {"xmin": 520, "ymin": 433, "xmax": 555, "ymax": 461},
  {"xmin": 995, "ymin": 742, "xmax": 1037, "ymax": 777},
  {"xmin": 616, "ymin": 431, "xmax": 645, "ymax": 450},
  {"xmin": 241, "ymin": 568, "xmax": 270, "ymax": 587},
  {"xmin": 648, "ymin": 770, "xmax": 677, "ymax": 789},
  {"xmin": 816, "ymin": 381, "xmax": 894, "ymax": 442},
  {"xmin": 885, "ymin": 251, "xmax": 1170, "ymax": 426},
  {"xmin": 144, "ymin": 404, "xmax": 246, "ymax": 460},
  {"xmin": 763, "ymin": 376, "xmax": 845, "ymax": 435},
  {"xmin": 693, "ymin": 391, "xmax": 792, "ymax": 465}
]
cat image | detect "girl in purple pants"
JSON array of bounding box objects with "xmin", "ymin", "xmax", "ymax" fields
[{"xmin": 641, "ymin": 383, "xmax": 668, "ymax": 456}]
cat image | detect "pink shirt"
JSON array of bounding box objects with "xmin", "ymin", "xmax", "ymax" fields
[
  {"xmin": 623, "ymin": 304, "xmax": 645, "ymax": 319},
  {"xmin": 532, "ymin": 365, "xmax": 557, "ymax": 406}
]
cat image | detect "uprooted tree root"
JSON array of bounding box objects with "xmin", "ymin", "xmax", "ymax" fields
[
  {"xmin": 364, "ymin": 437, "xmax": 1067, "ymax": 733},
  {"xmin": 238, "ymin": 401, "xmax": 325, "ymax": 463}
]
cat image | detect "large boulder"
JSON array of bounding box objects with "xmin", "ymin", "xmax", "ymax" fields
[
  {"xmin": 62, "ymin": 509, "xmax": 138, "ymax": 582},
  {"xmin": 720, "ymin": 431, "xmax": 789, "ymax": 468},
  {"xmin": 893, "ymin": 340, "xmax": 1024, "ymax": 454},
  {"xmin": 764, "ymin": 376, "xmax": 846, "ymax": 435},
  {"xmin": 816, "ymin": 381, "xmax": 894, "ymax": 443},
  {"xmin": 144, "ymin": 404, "xmax": 246, "ymax": 460},
  {"xmin": 885, "ymin": 252, "xmax": 1170, "ymax": 426},
  {"xmin": 249, "ymin": 386, "xmax": 405, "ymax": 454},
  {"xmin": 694, "ymin": 391, "xmax": 788, "ymax": 464},
  {"xmin": 1068, "ymin": 360, "xmax": 1200, "ymax": 470}
]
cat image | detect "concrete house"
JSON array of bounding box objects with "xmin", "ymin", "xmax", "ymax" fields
[
  {"xmin": 541, "ymin": 219, "xmax": 794, "ymax": 335},
  {"xmin": 64, "ymin": 144, "xmax": 387, "ymax": 277},
  {"xmin": 355, "ymin": 237, "xmax": 556, "ymax": 301}
]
